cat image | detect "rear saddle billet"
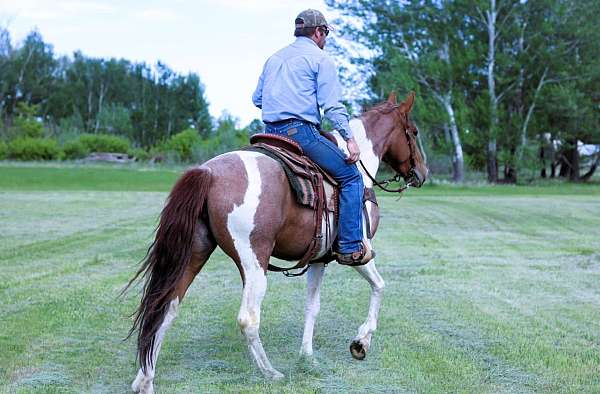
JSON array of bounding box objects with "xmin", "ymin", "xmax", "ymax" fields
[{"xmin": 246, "ymin": 133, "xmax": 377, "ymax": 276}]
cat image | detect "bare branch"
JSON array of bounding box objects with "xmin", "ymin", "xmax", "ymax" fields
[
  {"xmin": 497, "ymin": 80, "xmax": 517, "ymax": 102},
  {"xmin": 475, "ymin": 7, "xmax": 488, "ymax": 25},
  {"xmin": 498, "ymin": 2, "xmax": 517, "ymax": 29}
]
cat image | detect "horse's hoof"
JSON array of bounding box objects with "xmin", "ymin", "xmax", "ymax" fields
[
  {"xmin": 350, "ymin": 340, "xmax": 367, "ymax": 360},
  {"xmin": 131, "ymin": 369, "xmax": 154, "ymax": 393},
  {"xmin": 264, "ymin": 368, "xmax": 285, "ymax": 380},
  {"xmin": 299, "ymin": 352, "xmax": 318, "ymax": 365},
  {"xmin": 297, "ymin": 353, "xmax": 320, "ymax": 373}
]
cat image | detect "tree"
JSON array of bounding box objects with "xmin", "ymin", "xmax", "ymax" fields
[
  {"xmin": 0, "ymin": 26, "xmax": 12, "ymax": 132},
  {"xmin": 0, "ymin": 30, "xmax": 56, "ymax": 130},
  {"xmin": 328, "ymin": 0, "xmax": 599, "ymax": 183},
  {"xmin": 328, "ymin": 0, "xmax": 468, "ymax": 181}
]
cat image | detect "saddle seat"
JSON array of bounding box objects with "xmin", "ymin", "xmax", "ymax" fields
[
  {"xmin": 245, "ymin": 133, "xmax": 378, "ymax": 275},
  {"xmin": 248, "ymin": 133, "xmax": 338, "ymax": 191}
]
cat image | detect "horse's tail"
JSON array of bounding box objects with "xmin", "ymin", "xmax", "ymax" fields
[{"xmin": 125, "ymin": 167, "xmax": 212, "ymax": 372}]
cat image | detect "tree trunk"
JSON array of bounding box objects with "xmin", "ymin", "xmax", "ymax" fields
[
  {"xmin": 504, "ymin": 147, "xmax": 517, "ymax": 183},
  {"xmin": 94, "ymin": 81, "xmax": 106, "ymax": 134},
  {"xmin": 515, "ymin": 68, "xmax": 548, "ymax": 179},
  {"xmin": 485, "ymin": 0, "xmax": 499, "ymax": 183},
  {"xmin": 442, "ymin": 99, "xmax": 464, "ymax": 182},
  {"xmin": 558, "ymin": 155, "xmax": 570, "ymax": 177},
  {"xmin": 87, "ymin": 87, "xmax": 94, "ymax": 133},
  {"xmin": 569, "ymin": 140, "xmax": 580, "ymax": 181},
  {"xmin": 540, "ymin": 143, "xmax": 547, "ymax": 178},
  {"xmin": 559, "ymin": 139, "xmax": 580, "ymax": 180},
  {"xmin": 443, "ymin": 123, "xmax": 451, "ymax": 145},
  {"xmin": 487, "ymin": 139, "xmax": 498, "ymax": 182}
]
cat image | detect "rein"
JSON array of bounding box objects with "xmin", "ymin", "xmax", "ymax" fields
[
  {"xmin": 358, "ymin": 160, "xmax": 411, "ymax": 193},
  {"xmin": 357, "ymin": 114, "xmax": 418, "ymax": 195}
]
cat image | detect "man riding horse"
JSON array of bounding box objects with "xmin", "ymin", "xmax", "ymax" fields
[
  {"xmin": 252, "ymin": 9, "xmax": 374, "ymax": 266},
  {"xmin": 129, "ymin": 9, "xmax": 428, "ymax": 392}
]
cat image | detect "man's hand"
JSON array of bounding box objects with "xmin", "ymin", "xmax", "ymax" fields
[{"xmin": 346, "ymin": 137, "xmax": 360, "ymax": 163}]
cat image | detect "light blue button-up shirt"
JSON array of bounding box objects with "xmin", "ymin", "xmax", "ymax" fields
[{"xmin": 252, "ymin": 37, "xmax": 353, "ymax": 140}]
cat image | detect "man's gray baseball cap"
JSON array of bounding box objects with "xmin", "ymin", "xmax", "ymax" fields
[{"xmin": 295, "ymin": 9, "xmax": 330, "ymax": 28}]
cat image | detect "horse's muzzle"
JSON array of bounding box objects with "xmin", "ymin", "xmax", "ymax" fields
[{"xmin": 407, "ymin": 168, "xmax": 425, "ymax": 188}]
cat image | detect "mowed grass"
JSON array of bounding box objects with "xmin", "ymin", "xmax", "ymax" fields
[{"xmin": 1, "ymin": 163, "xmax": 599, "ymax": 393}]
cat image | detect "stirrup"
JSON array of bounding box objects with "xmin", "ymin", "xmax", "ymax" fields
[{"xmin": 334, "ymin": 242, "xmax": 375, "ymax": 266}]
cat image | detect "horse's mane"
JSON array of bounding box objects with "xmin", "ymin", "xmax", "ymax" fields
[{"xmin": 363, "ymin": 101, "xmax": 398, "ymax": 116}]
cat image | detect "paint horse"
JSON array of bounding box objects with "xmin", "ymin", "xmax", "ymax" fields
[{"xmin": 128, "ymin": 92, "xmax": 428, "ymax": 393}]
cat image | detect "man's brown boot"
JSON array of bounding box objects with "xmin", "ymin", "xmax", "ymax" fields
[{"xmin": 335, "ymin": 242, "xmax": 375, "ymax": 266}]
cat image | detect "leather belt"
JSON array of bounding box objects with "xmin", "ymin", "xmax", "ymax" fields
[{"xmin": 265, "ymin": 118, "xmax": 320, "ymax": 130}]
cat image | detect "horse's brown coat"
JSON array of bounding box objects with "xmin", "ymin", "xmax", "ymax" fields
[
  {"xmin": 204, "ymin": 153, "xmax": 248, "ymax": 280},
  {"xmin": 129, "ymin": 92, "xmax": 428, "ymax": 387}
]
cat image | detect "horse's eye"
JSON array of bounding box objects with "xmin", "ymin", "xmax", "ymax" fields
[{"xmin": 412, "ymin": 127, "xmax": 418, "ymax": 136}]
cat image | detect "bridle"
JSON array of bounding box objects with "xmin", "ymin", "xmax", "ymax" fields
[{"xmin": 359, "ymin": 112, "xmax": 420, "ymax": 195}]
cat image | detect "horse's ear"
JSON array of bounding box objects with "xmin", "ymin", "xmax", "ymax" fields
[
  {"xmin": 387, "ymin": 91, "xmax": 397, "ymax": 104},
  {"xmin": 399, "ymin": 91, "xmax": 416, "ymax": 113}
]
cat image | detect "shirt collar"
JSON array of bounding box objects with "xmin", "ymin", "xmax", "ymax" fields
[{"xmin": 295, "ymin": 36, "xmax": 320, "ymax": 49}]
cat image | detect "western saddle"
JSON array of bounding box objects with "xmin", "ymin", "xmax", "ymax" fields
[{"xmin": 245, "ymin": 133, "xmax": 378, "ymax": 276}]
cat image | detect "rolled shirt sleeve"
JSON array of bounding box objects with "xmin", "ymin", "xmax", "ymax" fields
[{"xmin": 316, "ymin": 57, "xmax": 352, "ymax": 140}]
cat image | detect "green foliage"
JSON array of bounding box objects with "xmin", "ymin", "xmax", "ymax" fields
[
  {"xmin": 157, "ymin": 115, "xmax": 250, "ymax": 163},
  {"xmin": 244, "ymin": 119, "xmax": 264, "ymax": 135},
  {"xmin": 190, "ymin": 114, "xmax": 249, "ymax": 163},
  {"xmin": 11, "ymin": 103, "xmax": 44, "ymax": 138},
  {"xmin": 96, "ymin": 104, "xmax": 133, "ymax": 137},
  {"xmin": 329, "ymin": 0, "xmax": 600, "ymax": 182},
  {"xmin": 57, "ymin": 113, "xmax": 85, "ymax": 136},
  {"xmin": 164, "ymin": 128, "xmax": 202, "ymax": 162},
  {"xmin": 128, "ymin": 147, "xmax": 150, "ymax": 161},
  {"xmin": 7, "ymin": 138, "xmax": 61, "ymax": 160},
  {"xmin": 0, "ymin": 140, "xmax": 7, "ymax": 159},
  {"xmin": 62, "ymin": 139, "xmax": 90, "ymax": 159},
  {"xmin": 78, "ymin": 133, "xmax": 130, "ymax": 153},
  {"xmin": 0, "ymin": 30, "xmax": 213, "ymax": 149},
  {"xmin": 214, "ymin": 114, "xmax": 249, "ymax": 148}
]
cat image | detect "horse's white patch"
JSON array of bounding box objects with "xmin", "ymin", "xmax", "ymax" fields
[
  {"xmin": 352, "ymin": 263, "xmax": 385, "ymax": 351},
  {"xmin": 149, "ymin": 297, "xmax": 179, "ymax": 374},
  {"xmin": 227, "ymin": 152, "xmax": 283, "ymax": 379},
  {"xmin": 330, "ymin": 119, "xmax": 380, "ymax": 244},
  {"xmin": 332, "ymin": 119, "xmax": 380, "ymax": 188},
  {"xmin": 132, "ymin": 297, "xmax": 179, "ymax": 393},
  {"xmin": 227, "ymin": 151, "xmax": 263, "ymax": 271}
]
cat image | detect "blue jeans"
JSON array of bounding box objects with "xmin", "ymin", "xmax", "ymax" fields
[{"xmin": 265, "ymin": 120, "xmax": 364, "ymax": 253}]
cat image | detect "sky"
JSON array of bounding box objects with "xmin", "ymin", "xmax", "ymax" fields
[{"xmin": 0, "ymin": 0, "xmax": 343, "ymax": 126}]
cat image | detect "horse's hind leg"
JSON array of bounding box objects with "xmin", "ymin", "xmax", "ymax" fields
[
  {"xmin": 132, "ymin": 222, "xmax": 215, "ymax": 393},
  {"xmin": 350, "ymin": 259, "xmax": 385, "ymax": 360},
  {"xmin": 236, "ymin": 259, "xmax": 284, "ymax": 380}
]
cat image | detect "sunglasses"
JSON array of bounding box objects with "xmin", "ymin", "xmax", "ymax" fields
[{"xmin": 318, "ymin": 26, "xmax": 330, "ymax": 36}]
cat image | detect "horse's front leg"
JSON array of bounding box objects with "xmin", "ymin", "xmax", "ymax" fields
[
  {"xmin": 300, "ymin": 263, "xmax": 325, "ymax": 356},
  {"xmin": 350, "ymin": 260, "xmax": 385, "ymax": 360}
]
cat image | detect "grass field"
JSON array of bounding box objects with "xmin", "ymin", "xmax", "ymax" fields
[{"xmin": 1, "ymin": 163, "xmax": 599, "ymax": 393}]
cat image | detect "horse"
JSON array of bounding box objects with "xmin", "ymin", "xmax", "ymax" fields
[{"xmin": 127, "ymin": 91, "xmax": 428, "ymax": 393}]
